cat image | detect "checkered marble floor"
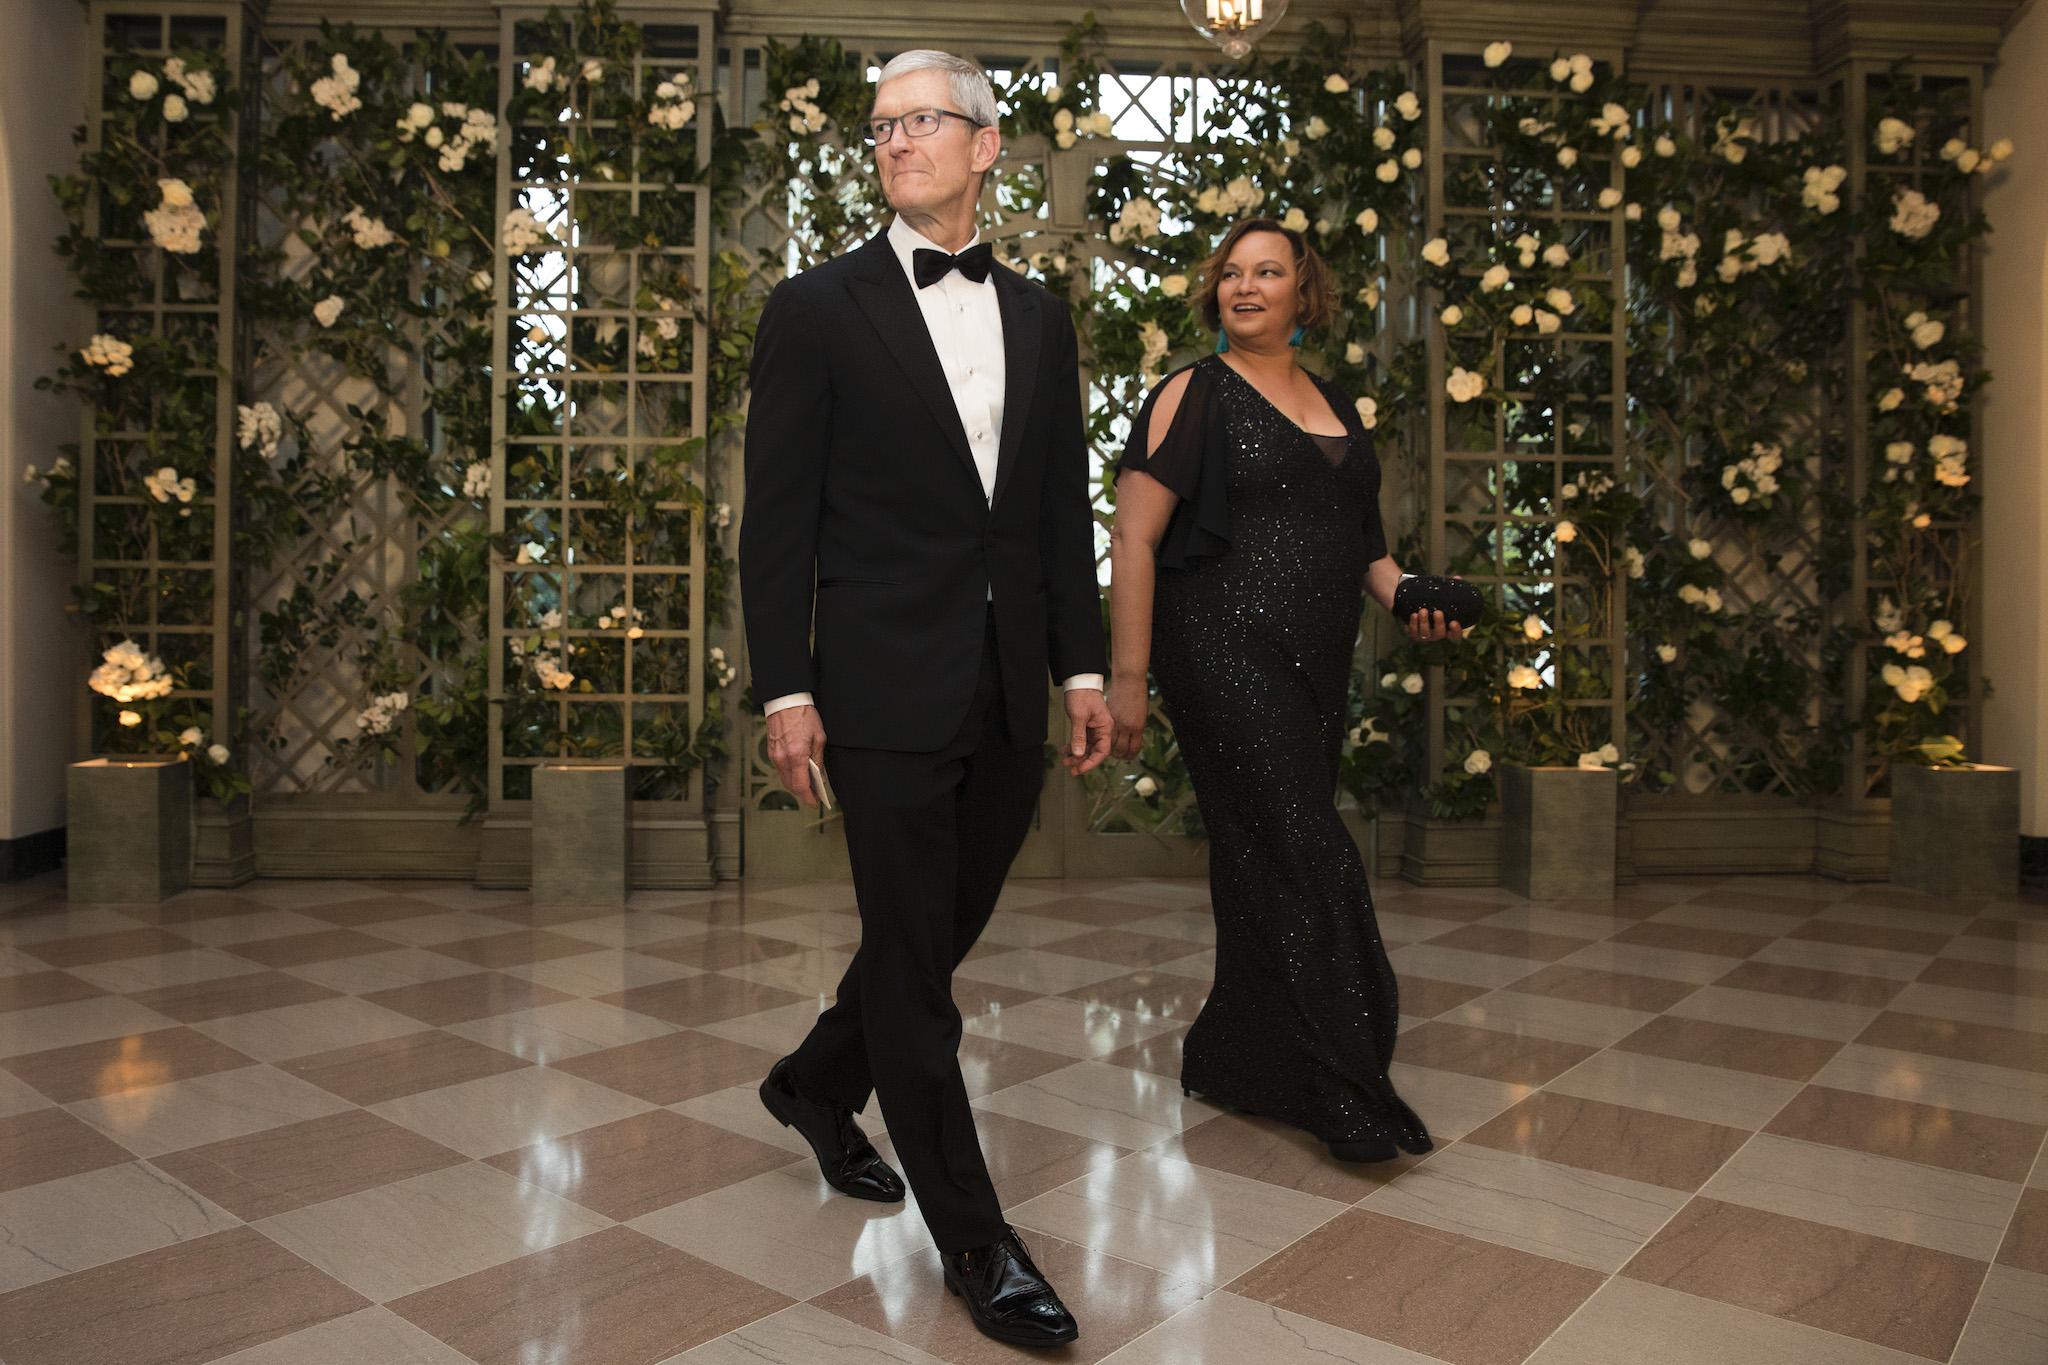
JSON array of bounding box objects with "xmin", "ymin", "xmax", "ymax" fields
[{"xmin": 0, "ymin": 870, "xmax": 2043, "ymax": 1365}]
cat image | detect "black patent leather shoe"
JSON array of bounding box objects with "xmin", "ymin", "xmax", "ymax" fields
[
  {"xmin": 758, "ymin": 1058, "xmax": 905, "ymax": 1203},
  {"xmin": 941, "ymin": 1226, "xmax": 1079, "ymax": 1348}
]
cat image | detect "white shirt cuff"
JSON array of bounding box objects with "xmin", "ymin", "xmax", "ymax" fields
[
  {"xmin": 1061, "ymin": 674, "xmax": 1105, "ymax": 693},
  {"xmin": 762, "ymin": 692, "xmax": 815, "ymax": 717}
]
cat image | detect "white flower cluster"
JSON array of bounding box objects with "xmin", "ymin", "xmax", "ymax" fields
[
  {"xmin": 1881, "ymin": 662, "xmax": 1936, "ymax": 704},
  {"xmin": 632, "ymin": 291, "xmax": 687, "ymax": 362},
  {"xmin": 1655, "ymin": 643, "xmax": 1678, "ymax": 662},
  {"xmin": 1110, "ymin": 196, "xmax": 1161, "ymax": 244},
  {"xmin": 1801, "ymin": 164, "xmax": 1848, "ymax": 214},
  {"xmin": 1354, "ymin": 396, "xmax": 1378, "ymax": 430},
  {"xmin": 523, "ymin": 56, "xmax": 572, "ymax": 94},
  {"xmin": 1053, "ymin": 106, "xmax": 1115, "ymax": 149},
  {"xmin": 1345, "ymin": 715, "xmax": 1389, "ymax": 747},
  {"xmin": 1555, "ymin": 519, "xmax": 1578, "ymax": 543},
  {"xmin": 502, "ymin": 207, "xmax": 553, "ymax": 255},
  {"xmin": 780, "ymin": 78, "xmax": 826, "ymax": 135},
  {"xmin": 1714, "ymin": 228, "xmax": 1791, "ymax": 283},
  {"xmin": 342, "ymin": 205, "xmax": 396, "ymax": 250},
  {"xmin": 649, "ymin": 72, "xmax": 697, "ymax": 132},
  {"xmin": 1378, "ymin": 671, "xmax": 1424, "ymax": 696},
  {"xmin": 1621, "ymin": 545, "xmax": 1645, "ymax": 579},
  {"xmin": 1577, "ymin": 742, "xmax": 1623, "ymax": 770},
  {"xmin": 237, "ymin": 401, "xmax": 284, "ymax": 460},
  {"xmin": 1903, "ymin": 310, "xmax": 1946, "ymax": 349},
  {"xmin": 1483, "ymin": 41, "xmax": 1513, "ymax": 68},
  {"xmin": 532, "ymin": 648, "xmax": 576, "ymax": 690},
  {"xmin": 1874, "ymin": 116, "xmax": 1916, "ymax": 155},
  {"xmin": 596, "ymin": 601, "xmax": 647, "ymax": 638},
  {"xmin": 1720, "ymin": 441, "xmax": 1783, "ymax": 504},
  {"xmin": 1890, "ymin": 188, "xmax": 1940, "ymax": 241},
  {"xmin": 130, "ymin": 55, "xmax": 217, "ymax": 123},
  {"xmin": 144, "ymin": 465, "xmax": 197, "ymax": 509},
  {"xmin": 1588, "ymin": 102, "xmax": 1632, "ymax": 141},
  {"xmin": 1939, "ymin": 136, "xmax": 2015, "ymax": 175},
  {"xmin": 1195, "ymin": 175, "xmax": 1264, "ymax": 217},
  {"xmin": 394, "ymin": 102, "xmax": 501, "ymax": 173},
  {"xmin": 1929, "ymin": 433, "xmax": 1970, "ymax": 487},
  {"xmin": 1522, "ymin": 614, "xmax": 1546, "ymax": 641},
  {"xmin": 80, "ymin": 333, "xmax": 135, "ymax": 377},
  {"xmin": 1926, "ymin": 619, "xmax": 1967, "ymax": 654},
  {"xmin": 1557, "ymin": 471, "xmax": 1614, "ymax": 504},
  {"xmin": 1463, "ymin": 747, "xmax": 1493, "ymax": 775},
  {"xmin": 1677, "ymin": 583, "xmax": 1724, "ymax": 613},
  {"xmin": 144, "ymin": 178, "xmax": 204, "ymax": 254},
  {"xmin": 356, "ymin": 690, "xmax": 410, "ymax": 735},
  {"xmin": 90, "ymin": 639, "xmax": 175, "ymax": 703},
  {"xmin": 1712, "ymin": 114, "xmax": 1757, "ymax": 164},
  {"xmin": 1137, "ymin": 320, "xmax": 1170, "ymax": 380},
  {"xmin": 177, "ymin": 726, "xmax": 230, "ymax": 764},
  {"xmin": 1548, "ymin": 53, "xmax": 1595, "ymax": 93},
  {"xmin": 1445, "ymin": 366, "xmax": 1486, "ymax": 403},
  {"xmin": 709, "ymin": 645, "xmax": 738, "ymax": 688},
  {"xmin": 1656, "ymin": 205, "xmax": 1703, "ymax": 289},
  {"xmin": 21, "ymin": 456, "xmax": 74, "ymax": 485},
  {"xmin": 313, "ymin": 295, "xmax": 346, "ymax": 328},
  {"xmin": 1507, "ymin": 665, "xmax": 1543, "ymax": 690},
  {"xmin": 712, "ymin": 501, "xmax": 733, "ymax": 529},
  {"xmin": 462, "ymin": 461, "xmax": 491, "ymax": 498},
  {"xmin": 311, "ymin": 53, "xmax": 363, "ymax": 121},
  {"xmin": 1905, "ymin": 358, "xmax": 1964, "ymax": 412}
]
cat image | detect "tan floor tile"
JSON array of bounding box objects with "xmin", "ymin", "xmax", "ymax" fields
[
  {"xmin": 0, "ymin": 1104, "xmax": 139, "ymax": 1191},
  {"xmin": 1951, "ymin": 1263, "xmax": 2048, "ymax": 1365},
  {"xmin": 487, "ymin": 1109, "xmax": 797, "ymax": 1220},
  {"xmin": 234, "ymin": 883, "xmax": 401, "ymax": 912},
  {"xmin": 0, "ymin": 1225, "xmax": 368, "ymax": 1365},
  {"xmin": 294, "ymin": 896, "xmax": 466, "ymax": 930},
  {"xmin": 170, "ymin": 910, "xmax": 339, "ymax": 948},
  {"xmin": 1944, "ymin": 935, "xmax": 2048, "ymax": 971},
  {"xmin": 155, "ymin": 1108, "xmax": 466, "ymax": 1220},
  {"xmin": 281, "ymin": 1028, "xmax": 531, "ymax": 1105},
  {"xmin": 210, "ymin": 1306, "xmax": 475, "ymax": 1364},
  {"xmin": 814, "ymin": 1232, "xmax": 1206, "ymax": 1365},
  {"xmin": 1094, "ymin": 1289, "xmax": 1447, "ymax": 1365},
  {"xmin": 1448, "ymin": 989, "xmax": 1654, "ymax": 1049},
  {"xmin": 0, "ymin": 906, "xmax": 145, "ymax": 946},
  {"xmin": 1556, "ymin": 938, "xmax": 1735, "ymax": 984},
  {"xmin": 129, "ymin": 970, "xmax": 344, "ymax": 1023},
  {"xmin": 1478, "ymin": 905, "xmax": 1637, "ymax": 939},
  {"xmin": 1999, "ymin": 1186, "xmax": 2048, "ymax": 1273},
  {"xmin": 1702, "ymin": 1132, "xmax": 2019, "ymax": 1259},
  {"xmin": 1230, "ymin": 1207, "xmax": 1604, "ymax": 1365},
  {"xmin": 1613, "ymin": 921, "xmax": 1773, "ymax": 959},
  {"xmin": 632, "ymin": 1165, "xmax": 932, "ymax": 1300},
  {"xmin": 281, "ymin": 946, "xmax": 481, "ymax": 994},
  {"xmin": 69, "ymin": 1064, "xmax": 353, "ymax": 1158},
  {"xmin": 1117, "ymin": 907, "xmax": 1218, "ymax": 944},
  {"xmin": 441, "ymin": 996, "xmax": 681, "ymax": 1064},
  {"xmin": 0, "ymin": 969, "xmax": 110, "ymax": 1012},
  {"xmin": 1386, "ymin": 1062, "xmax": 1530, "ymax": 1141},
  {"xmin": 1814, "ymin": 1044, "xmax": 2048, "ymax": 1126},
  {"xmin": 1389, "ymin": 942, "xmax": 1547, "ymax": 989},
  {"xmin": 1165, "ymin": 1110, "xmax": 1422, "ymax": 1202},
  {"xmin": 1649, "ymin": 902, "xmax": 1817, "ymax": 938},
  {"xmin": 694, "ymin": 998, "xmax": 836, "ymax": 1055},
  {"xmin": 1887, "ymin": 981, "xmax": 2048, "ymax": 1032},
  {"xmin": 964, "ymin": 994, "xmax": 1180, "ymax": 1060},
  {"xmin": 496, "ymin": 949, "xmax": 699, "ymax": 998},
  {"xmin": 1792, "ymin": 920, "xmax": 1953, "ymax": 957},
  {"xmin": 1616, "ymin": 1015, "xmax": 1843, "ymax": 1081},
  {"xmin": 1085, "ymin": 879, "xmax": 1213, "ymax": 910},
  {"xmin": 21, "ymin": 926, "xmax": 196, "ymax": 967},
  {"xmin": 1526, "ymin": 1275, "xmax": 1934, "ymax": 1365},
  {"xmin": 1097, "ymin": 1024, "xmax": 1188, "ymax": 1080},
  {"xmin": 1039, "ymin": 928, "xmax": 1206, "ymax": 968},
  {"xmin": 1712, "ymin": 958, "xmax": 1906, "ymax": 1007},
  {"xmin": 1667, "ymin": 985, "xmax": 1881, "ymax": 1042},
  {"xmin": 1, "ymin": 1160, "xmax": 240, "ymax": 1293},
  {"xmin": 189, "ymin": 995, "xmax": 425, "ymax": 1063},
  {"xmin": 746, "ymin": 881, "xmax": 863, "ymax": 913},
  {"xmin": 672, "ymin": 1301, "xmax": 952, "ymax": 1364},
  {"xmin": 1465, "ymin": 1090, "xmax": 1750, "ymax": 1191},
  {"xmin": 257, "ymin": 1159, "xmax": 613, "ymax": 1302},
  {"xmin": 1394, "ymin": 974, "xmax": 1494, "ymax": 1021},
  {"xmin": 3, "ymin": 1025, "xmax": 256, "ymax": 1102},
  {"xmin": 351, "ymin": 909, "xmax": 528, "ymax": 948},
  {"xmin": 668, "ymin": 1083, "xmax": 816, "ymax": 1157},
  {"xmin": 0, "ymin": 995, "xmax": 183, "ymax": 1058},
  {"xmin": 1364, "ymin": 1141, "xmax": 1686, "ymax": 1273},
  {"xmin": 1544, "ymin": 1053, "xmax": 1791, "ymax": 1133},
  {"xmin": 718, "ymin": 947, "xmax": 858, "ymax": 998},
  {"xmin": 955, "ymin": 1034, "xmax": 1079, "ymax": 1100},
  {"xmin": 637, "ymin": 928, "xmax": 808, "ymax": 972},
  {"xmin": 1751, "ymin": 935, "xmax": 1932, "ymax": 980},
  {"xmin": 1503, "ymin": 961, "xmax": 1702, "ymax": 1013},
  {"xmin": 1858, "ymin": 1011, "xmax": 2048, "ymax": 1074},
  {"xmin": 1059, "ymin": 968, "xmax": 1212, "ymax": 1022},
  {"xmin": 737, "ymin": 909, "xmax": 865, "ymax": 949},
  {"xmin": 1816, "ymin": 901, "xmax": 1978, "ymax": 938},
  {"xmin": 553, "ymin": 1028, "xmax": 782, "ymax": 1105},
  {"xmin": 952, "ymin": 947, "xmax": 1132, "ymax": 996},
  {"xmin": 364, "ymin": 970, "xmax": 580, "ymax": 1026},
  {"xmin": 1621, "ymin": 1196, "xmax": 1984, "ymax": 1359},
  {"xmin": 1766, "ymin": 1085, "xmax": 2045, "ymax": 1182},
  {"xmin": 420, "ymin": 929, "xmax": 613, "ymax": 969},
  {"xmin": 369, "ymin": 1062, "xmax": 653, "ymax": 1159},
  {"xmin": 598, "ymin": 974, "xmax": 809, "ymax": 1028},
  {"xmin": 974, "ymin": 1059, "xmax": 1221, "ymax": 1149},
  {"xmin": 1424, "ymin": 923, "xmax": 1596, "ymax": 963},
  {"xmin": 0, "ymin": 1069, "xmax": 51, "ymax": 1118},
  {"xmin": 1392, "ymin": 1021, "xmax": 1596, "ymax": 1087},
  {"xmin": 227, "ymin": 928, "xmax": 400, "ymax": 969},
  {"xmin": 1011, "ymin": 1150, "xmax": 1348, "ymax": 1287}
]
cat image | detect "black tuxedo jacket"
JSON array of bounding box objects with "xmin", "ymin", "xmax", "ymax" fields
[{"xmin": 738, "ymin": 233, "xmax": 1107, "ymax": 753}]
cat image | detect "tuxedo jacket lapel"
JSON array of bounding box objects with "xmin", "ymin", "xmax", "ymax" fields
[
  {"xmin": 991, "ymin": 265, "xmax": 1040, "ymax": 511},
  {"xmin": 843, "ymin": 236, "xmax": 981, "ymax": 493}
]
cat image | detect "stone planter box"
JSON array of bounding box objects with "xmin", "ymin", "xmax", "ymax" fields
[
  {"xmin": 1501, "ymin": 764, "xmax": 1618, "ymax": 900},
  {"xmin": 1891, "ymin": 764, "xmax": 2020, "ymax": 897},
  {"xmin": 67, "ymin": 757, "xmax": 192, "ymax": 902},
  {"xmin": 531, "ymin": 763, "xmax": 631, "ymax": 906}
]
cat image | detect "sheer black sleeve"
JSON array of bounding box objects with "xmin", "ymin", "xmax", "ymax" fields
[
  {"xmin": 1309, "ymin": 369, "xmax": 1390, "ymax": 567},
  {"xmin": 1115, "ymin": 359, "xmax": 1231, "ymax": 568}
]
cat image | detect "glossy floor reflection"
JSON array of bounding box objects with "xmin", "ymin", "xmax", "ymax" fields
[{"xmin": 0, "ymin": 871, "xmax": 2043, "ymax": 1364}]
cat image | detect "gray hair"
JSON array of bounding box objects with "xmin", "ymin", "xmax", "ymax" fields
[{"xmin": 875, "ymin": 50, "xmax": 999, "ymax": 128}]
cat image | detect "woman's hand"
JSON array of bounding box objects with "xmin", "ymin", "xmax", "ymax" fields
[
  {"xmin": 1405, "ymin": 608, "xmax": 1466, "ymax": 643},
  {"xmin": 1108, "ymin": 677, "xmax": 1150, "ymax": 761}
]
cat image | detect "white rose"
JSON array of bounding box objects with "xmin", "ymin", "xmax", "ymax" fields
[
  {"xmin": 1304, "ymin": 116, "xmax": 1330, "ymax": 141},
  {"xmin": 1134, "ymin": 775, "xmax": 1159, "ymax": 798},
  {"xmin": 1401, "ymin": 673, "xmax": 1424, "ymax": 695},
  {"xmin": 1656, "ymin": 644, "xmax": 1678, "ymax": 663},
  {"xmin": 1688, "ymin": 538, "xmax": 1712, "ymax": 560},
  {"xmin": 1543, "ymin": 243, "xmax": 1571, "ymax": 268},
  {"xmin": 1621, "ymin": 145, "xmax": 1643, "ymax": 168},
  {"xmin": 1345, "ymin": 341, "xmax": 1366, "ymax": 365},
  {"xmin": 1484, "ymin": 42, "xmax": 1513, "ymax": 68},
  {"xmin": 1912, "ymin": 319, "xmax": 1946, "ymax": 348},
  {"xmin": 1355, "ymin": 208, "xmax": 1379, "ymax": 234},
  {"xmin": 1557, "ymin": 146, "xmax": 1580, "ymax": 168},
  {"xmin": 407, "ymin": 102, "xmax": 436, "ymax": 129},
  {"xmin": 1377, "ymin": 159, "xmax": 1400, "ymax": 183},
  {"xmin": 1653, "ymin": 134, "xmax": 1675, "ymax": 157},
  {"xmin": 178, "ymin": 726, "xmax": 205, "ymax": 747},
  {"xmin": 1877, "ymin": 387, "xmax": 1905, "ymax": 412},
  {"xmin": 1480, "ymin": 264, "xmax": 1510, "ymax": 292},
  {"xmin": 1522, "ymin": 614, "xmax": 1544, "ymax": 640},
  {"xmin": 1598, "ymin": 187, "xmax": 1623, "ymax": 209},
  {"xmin": 1282, "ymin": 206, "xmax": 1310, "ymax": 232},
  {"xmin": 1373, "ymin": 126, "xmax": 1397, "ymax": 151},
  {"xmin": 1395, "ymin": 91, "xmax": 1421, "ymax": 121},
  {"xmin": 1441, "ymin": 305, "xmax": 1464, "ymax": 326},
  {"xmin": 1990, "ymin": 137, "xmax": 2015, "ymax": 162},
  {"xmin": 1355, "ymin": 396, "xmax": 1378, "ymax": 429},
  {"xmin": 312, "ymin": 295, "xmax": 346, "ymax": 328},
  {"xmin": 130, "ymin": 70, "xmax": 160, "ymax": 100},
  {"xmin": 1324, "ymin": 74, "xmax": 1350, "ymax": 94},
  {"xmin": 1403, "ymin": 147, "xmax": 1423, "ymax": 169},
  {"xmin": 1550, "ymin": 58, "xmax": 1572, "ymax": 82},
  {"xmin": 207, "ymin": 743, "xmax": 230, "ymax": 764},
  {"xmin": 1445, "ymin": 366, "xmax": 1486, "ymax": 403},
  {"xmin": 162, "ymin": 94, "xmax": 189, "ymax": 122},
  {"xmin": 1875, "ymin": 116, "xmax": 1916, "ymax": 155},
  {"xmin": 1657, "ymin": 205, "xmax": 1682, "ymax": 233},
  {"xmin": 1161, "ymin": 273, "xmax": 1188, "ymax": 298},
  {"xmin": 1555, "ymin": 519, "xmax": 1578, "ymax": 543},
  {"xmin": 1464, "ymin": 749, "xmax": 1494, "ymax": 775},
  {"xmin": 119, "ymin": 710, "xmax": 142, "ymax": 727},
  {"xmin": 1545, "ymin": 283, "xmax": 1575, "ymax": 313},
  {"xmin": 1571, "ymin": 71, "xmax": 1595, "ymax": 93},
  {"xmin": 1421, "ymin": 237, "xmax": 1451, "ymax": 267},
  {"xmin": 1511, "ymin": 304, "xmax": 1535, "ymax": 326},
  {"xmin": 1626, "ymin": 202, "xmax": 1643, "ymax": 221},
  {"xmin": 1508, "ymin": 665, "xmax": 1543, "ymax": 690}
]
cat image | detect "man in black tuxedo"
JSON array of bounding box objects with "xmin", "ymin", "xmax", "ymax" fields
[{"xmin": 738, "ymin": 49, "xmax": 1111, "ymax": 1349}]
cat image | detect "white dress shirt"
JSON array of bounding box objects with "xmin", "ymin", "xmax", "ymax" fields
[{"xmin": 764, "ymin": 218, "xmax": 1102, "ymax": 719}]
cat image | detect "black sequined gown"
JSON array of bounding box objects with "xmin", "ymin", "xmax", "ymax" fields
[{"xmin": 1120, "ymin": 355, "xmax": 1430, "ymax": 1152}]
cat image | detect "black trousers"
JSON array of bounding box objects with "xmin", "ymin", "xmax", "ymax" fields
[{"xmin": 786, "ymin": 611, "xmax": 1043, "ymax": 1253}]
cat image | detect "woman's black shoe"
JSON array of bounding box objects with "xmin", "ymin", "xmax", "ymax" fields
[
  {"xmin": 758, "ymin": 1057, "xmax": 906, "ymax": 1203},
  {"xmin": 941, "ymin": 1227, "xmax": 1079, "ymax": 1348},
  {"xmin": 1325, "ymin": 1137, "xmax": 1401, "ymax": 1163}
]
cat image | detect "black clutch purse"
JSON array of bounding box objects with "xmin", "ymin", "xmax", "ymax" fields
[{"xmin": 1393, "ymin": 574, "xmax": 1485, "ymax": 630}]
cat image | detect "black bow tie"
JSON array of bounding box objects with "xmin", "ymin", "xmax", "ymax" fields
[{"xmin": 913, "ymin": 243, "xmax": 994, "ymax": 289}]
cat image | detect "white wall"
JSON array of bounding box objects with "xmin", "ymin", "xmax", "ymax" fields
[
  {"xmin": 1, "ymin": 3, "xmax": 89, "ymax": 846},
  {"xmin": 1981, "ymin": 0, "xmax": 2048, "ymax": 836}
]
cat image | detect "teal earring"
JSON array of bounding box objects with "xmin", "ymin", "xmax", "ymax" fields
[
  {"xmin": 1215, "ymin": 331, "xmax": 1230, "ymax": 354},
  {"xmin": 1289, "ymin": 325, "xmax": 1305, "ymax": 346}
]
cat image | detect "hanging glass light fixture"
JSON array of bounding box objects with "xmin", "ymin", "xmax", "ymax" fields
[{"xmin": 1181, "ymin": 0, "xmax": 1289, "ymax": 62}]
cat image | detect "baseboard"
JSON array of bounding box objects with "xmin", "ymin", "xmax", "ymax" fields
[{"xmin": 0, "ymin": 827, "xmax": 66, "ymax": 882}]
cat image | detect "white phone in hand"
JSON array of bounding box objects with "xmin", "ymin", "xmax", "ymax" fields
[{"xmin": 806, "ymin": 756, "xmax": 836, "ymax": 811}]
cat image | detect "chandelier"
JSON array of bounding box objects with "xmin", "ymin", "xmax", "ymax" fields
[{"xmin": 1181, "ymin": 0, "xmax": 1290, "ymax": 61}]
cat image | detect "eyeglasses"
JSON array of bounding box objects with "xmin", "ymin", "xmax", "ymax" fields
[{"xmin": 864, "ymin": 107, "xmax": 986, "ymax": 145}]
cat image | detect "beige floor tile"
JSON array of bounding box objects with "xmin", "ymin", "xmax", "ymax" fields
[
  {"xmin": 282, "ymin": 947, "xmax": 481, "ymax": 994},
  {"xmin": 670, "ymin": 1301, "xmax": 950, "ymax": 1364},
  {"xmin": 257, "ymin": 1160, "xmax": 611, "ymax": 1302},
  {"xmin": 1751, "ymin": 937, "xmax": 1931, "ymax": 981},
  {"xmin": 1944, "ymin": 936, "xmax": 2048, "ymax": 970},
  {"xmin": 1365, "ymin": 1141, "xmax": 1686, "ymax": 1273},
  {"xmin": 719, "ymin": 947, "xmax": 858, "ymax": 998},
  {"xmin": 1448, "ymin": 989, "xmax": 1655, "ymax": 1049},
  {"xmin": 168, "ymin": 911, "xmax": 334, "ymax": 948},
  {"xmin": 667, "ymin": 1079, "xmax": 821, "ymax": 1156},
  {"xmin": 0, "ymin": 1069, "xmax": 51, "ymax": 1118},
  {"xmin": 1010, "ymin": 1151, "xmax": 1348, "ymax": 1287},
  {"xmin": 1951, "ymin": 1264, "xmax": 2048, "ymax": 1365},
  {"xmin": 1118, "ymin": 908, "xmax": 1218, "ymax": 945},
  {"xmin": 953, "ymin": 947, "xmax": 1133, "ymax": 995},
  {"xmin": 1544, "ymin": 1050, "xmax": 1804, "ymax": 1130},
  {"xmin": 1099, "ymin": 1290, "xmax": 1449, "ymax": 1365},
  {"xmin": 1555, "ymin": 940, "xmax": 1738, "ymax": 985},
  {"xmin": 152, "ymin": 1109, "xmax": 466, "ymax": 1221},
  {"xmin": 630, "ymin": 1165, "xmax": 932, "ymax": 1300},
  {"xmin": 350, "ymin": 910, "xmax": 524, "ymax": 948},
  {"xmin": 1667, "ymin": 986, "xmax": 1882, "ymax": 1042},
  {"xmin": 963, "ymin": 995, "xmax": 1180, "ymax": 1060},
  {"xmin": 64, "ymin": 949, "xmax": 270, "ymax": 994},
  {"xmin": 444, "ymin": 997, "xmax": 683, "ymax": 1064},
  {"xmin": 191, "ymin": 996, "xmax": 425, "ymax": 1063},
  {"xmin": 67, "ymin": 1065, "xmax": 352, "ymax": 1158},
  {"xmin": 1701, "ymin": 1132, "xmax": 2021, "ymax": 1259},
  {"xmin": 1814, "ymin": 1044, "xmax": 2048, "ymax": 1126},
  {"xmin": 1385, "ymin": 1062, "xmax": 1531, "ymax": 1140},
  {"xmin": 1902, "ymin": 981, "xmax": 2048, "ymax": 1034},
  {"xmin": 369, "ymin": 1063, "xmax": 652, "ymax": 1159},
  {"xmin": 695, "ymin": 998, "xmax": 832, "ymax": 1055},
  {"xmin": 0, "ymin": 995, "xmax": 180, "ymax": 1057},
  {"xmin": 973, "ymin": 1059, "xmax": 1222, "ymax": 1149},
  {"xmin": 0, "ymin": 1159, "xmax": 240, "ymax": 1293},
  {"xmin": 496, "ymin": 948, "xmax": 700, "ymax": 997},
  {"xmin": 1477, "ymin": 906, "xmax": 1634, "ymax": 941},
  {"xmin": 974, "ymin": 910, "xmax": 1116, "ymax": 948},
  {"xmin": 1765, "ymin": 1085, "xmax": 2045, "ymax": 1182},
  {"xmin": 1388, "ymin": 942, "xmax": 1545, "ymax": 989},
  {"xmin": 746, "ymin": 881, "xmax": 861, "ymax": 912},
  {"xmin": 1815, "ymin": 902, "xmax": 1975, "ymax": 937},
  {"xmin": 739, "ymin": 910, "xmax": 865, "ymax": 949},
  {"xmin": 1526, "ymin": 1275, "xmax": 1933, "ymax": 1365},
  {"xmin": 1, "ymin": 907, "xmax": 155, "ymax": 946},
  {"xmin": 233, "ymin": 881, "xmax": 393, "ymax": 911},
  {"xmin": 1649, "ymin": 903, "xmax": 1815, "ymax": 937},
  {"xmin": 210, "ymin": 1306, "xmax": 475, "ymax": 1364}
]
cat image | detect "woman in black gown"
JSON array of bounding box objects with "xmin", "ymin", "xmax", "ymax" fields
[{"xmin": 1107, "ymin": 218, "xmax": 1463, "ymax": 1162}]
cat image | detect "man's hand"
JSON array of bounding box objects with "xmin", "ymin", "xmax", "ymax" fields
[
  {"xmin": 1063, "ymin": 688, "xmax": 1113, "ymax": 776},
  {"xmin": 765, "ymin": 704, "xmax": 828, "ymax": 807}
]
